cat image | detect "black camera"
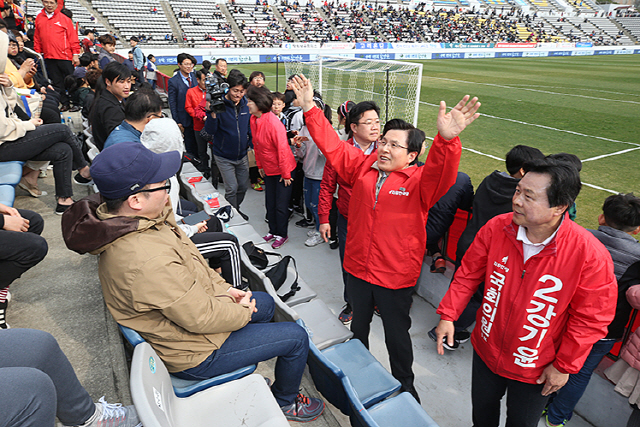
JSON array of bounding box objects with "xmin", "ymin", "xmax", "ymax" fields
[{"xmin": 205, "ymin": 74, "xmax": 229, "ymax": 114}]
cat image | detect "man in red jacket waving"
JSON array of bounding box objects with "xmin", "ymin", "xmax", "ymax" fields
[
  {"xmin": 291, "ymin": 75, "xmax": 480, "ymax": 402},
  {"xmin": 435, "ymin": 158, "xmax": 617, "ymax": 427}
]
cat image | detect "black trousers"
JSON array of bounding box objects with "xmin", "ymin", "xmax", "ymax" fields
[
  {"xmin": 346, "ymin": 273, "xmax": 419, "ymax": 402},
  {"xmin": 0, "ymin": 210, "xmax": 48, "ymax": 289},
  {"xmin": 471, "ymin": 351, "xmax": 549, "ymax": 427},
  {"xmin": 183, "ymin": 125, "xmax": 197, "ymax": 158},
  {"xmin": 44, "ymin": 59, "xmax": 74, "ymax": 104},
  {"xmin": 264, "ymin": 175, "xmax": 292, "ymax": 238}
]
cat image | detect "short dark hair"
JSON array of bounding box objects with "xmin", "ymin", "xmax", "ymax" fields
[
  {"xmin": 523, "ymin": 158, "xmax": 582, "ymax": 210},
  {"xmin": 147, "ymin": 54, "xmax": 155, "ymax": 60},
  {"xmin": 84, "ymin": 29, "xmax": 94, "ymax": 35},
  {"xmin": 124, "ymin": 87, "xmax": 163, "ymax": 122},
  {"xmin": 103, "ymin": 186, "xmax": 151, "ymax": 213},
  {"xmin": 215, "ymin": 58, "xmax": 227, "ymax": 65},
  {"xmin": 130, "ymin": 36, "xmax": 139, "ymax": 42},
  {"xmin": 272, "ymin": 91, "xmax": 285, "ymax": 102},
  {"xmin": 346, "ymin": 101, "xmax": 380, "ymax": 137},
  {"xmin": 102, "ymin": 61, "xmax": 131, "ymax": 84},
  {"xmin": 227, "ymin": 70, "xmax": 248, "ymax": 89},
  {"xmin": 86, "ymin": 68, "xmax": 102, "ymax": 89},
  {"xmin": 195, "ymin": 70, "xmax": 204, "ymax": 80},
  {"xmin": 79, "ymin": 53, "xmax": 93, "ymax": 67},
  {"xmin": 382, "ymin": 118, "xmax": 414, "ymax": 136},
  {"xmin": 547, "ymin": 153, "xmax": 582, "ymax": 172},
  {"xmin": 505, "ymin": 145, "xmax": 545, "ymax": 176},
  {"xmin": 250, "ymin": 71, "xmax": 265, "ymax": 82},
  {"xmin": 98, "ymin": 34, "xmax": 116, "ymax": 46},
  {"xmin": 602, "ymin": 193, "xmax": 640, "ymax": 232},
  {"xmin": 246, "ymin": 85, "xmax": 273, "ymax": 113},
  {"xmin": 201, "ymin": 60, "xmax": 211, "ymax": 70},
  {"xmin": 177, "ymin": 53, "xmax": 196, "ymax": 65},
  {"xmin": 60, "ymin": 8, "xmax": 72, "ymax": 19}
]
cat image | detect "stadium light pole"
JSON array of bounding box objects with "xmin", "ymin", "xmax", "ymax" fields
[
  {"xmin": 385, "ymin": 66, "xmax": 390, "ymax": 124},
  {"xmin": 276, "ymin": 55, "xmax": 279, "ymax": 92}
]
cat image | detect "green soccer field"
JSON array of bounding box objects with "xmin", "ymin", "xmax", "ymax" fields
[{"xmin": 158, "ymin": 55, "xmax": 640, "ymax": 232}]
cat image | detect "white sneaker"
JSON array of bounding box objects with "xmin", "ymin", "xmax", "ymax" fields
[
  {"xmin": 305, "ymin": 231, "xmax": 324, "ymax": 247},
  {"xmin": 74, "ymin": 397, "xmax": 141, "ymax": 427},
  {"xmin": 307, "ymin": 229, "xmax": 318, "ymax": 237}
]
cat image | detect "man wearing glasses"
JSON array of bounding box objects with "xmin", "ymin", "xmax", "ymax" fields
[
  {"xmin": 103, "ymin": 87, "xmax": 164, "ymax": 149},
  {"xmin": 62, "ymin": 142, "xmax": 325, "ymax": 422},
  {"xmin": 168, "ymin": 53, "xmax": 198, "ymax": 159},
  {"xmin": 291, "ymin": 75, "xmax": 481, "ymax": 403}
]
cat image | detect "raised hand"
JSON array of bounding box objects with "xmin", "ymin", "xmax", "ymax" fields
[
  {"xmin": 290, "ymin": 75, "xmax": 315, "ymax": 113},
  {"xmin": 437, "ymin": 95, "xmax": 481, "ymax": 141}
]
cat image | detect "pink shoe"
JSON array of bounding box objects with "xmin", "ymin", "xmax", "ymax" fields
[
  {"xmin": 263, "ymin": 233, "xmax": 276, "ymax": 242},
  {"xmin": 272, "ymin": 236, "xmax": 288, "ymax": 249}
]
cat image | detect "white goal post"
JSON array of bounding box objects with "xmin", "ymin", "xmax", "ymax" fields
[{"xmin": 284, "ymin": 55, "xmax": 423, "ymax": 126}]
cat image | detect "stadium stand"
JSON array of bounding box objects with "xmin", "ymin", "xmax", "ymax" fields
[
  {"xmin": 226, "ymin": 0, "xmax": 293, "ymax": 48},
  {"xmin": 91, "ymin": 0, "xmax": 172, "ymax": 45},
  {"xmin": 320, "ymin": 2, "xmax": 378, "ymax": 42},
  {"xmin": 280, "ymin": 1, "xmax": 338, "ymax": 44},
  {"xmin": 170, "ymin": 0, "xmax": 240, "ymax": 47},
  {"xmin": 617, "ymin": 16, "xmax": 640, "ymax": 41}
]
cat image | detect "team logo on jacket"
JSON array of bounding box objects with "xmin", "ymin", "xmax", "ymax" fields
[
  {"xmin": 493, "ymin": 256, "xmax": 510, "ymax": 273},
  {"xmin": 389, "ymin": 187, "xmax": 409, "ymax": 196}
]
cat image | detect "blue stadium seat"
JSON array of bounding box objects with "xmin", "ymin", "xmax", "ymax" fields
[
  {"xmin": 118, "ymin": 324, "xmax": 257, "ymax": 397},
  {"xmin": 0, "ymin": 161, "xmax": 25, "ymax": 207},
  {"xmin": 342, "ymin": 376, "xmax": 440, "ymax": 427},
  {"xmin": 301, "ymin": 319, "xmax": 401, "ymax": 416}
]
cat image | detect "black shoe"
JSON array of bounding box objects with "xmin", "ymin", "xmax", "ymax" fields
[
  {"xmin": 295, "ymin": 218, "xmax": 315, "ymax": 228},
  {"xmin": 0, "ymin": 300, "xmax": 8, "ymax": 329},
  {"xmin": 73, "ymin": 174, "xmax": 93, "ymax": 186},
  {"xmin": 292, "ymin": 204, "xmax": 305, "ymax": 215},
  {"xmin": 55, "ymin": 203, "xmax": 73, "ymax": 215},
  {"xmin": 238, "ymin": 210, "xmax": 249, "ymax": 221},
  {"xmin": 329, "ymin": 239, "xmax": 339, "ymax": 250}
]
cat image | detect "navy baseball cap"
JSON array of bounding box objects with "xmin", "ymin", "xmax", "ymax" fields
[{"xmin": 91, "ymin": 141, "xmax": 181, "ymax": 199}]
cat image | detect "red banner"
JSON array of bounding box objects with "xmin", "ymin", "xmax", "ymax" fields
[{"xmin": 495, "ymin": 43, "xmax": 537, "ymax": 48}]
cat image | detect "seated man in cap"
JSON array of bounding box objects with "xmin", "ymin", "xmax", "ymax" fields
[{"xmin": 61, "ymin": 142, "xmax": 324, "ymax": 422}]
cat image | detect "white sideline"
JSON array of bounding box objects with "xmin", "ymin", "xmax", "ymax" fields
[
  {"xmin": 422, "ymin": 76, "xmax": 640, "ymax": 105},
  {"xmin": 582, "ymin": 147, "xmax": 640, "ymax": 162}
]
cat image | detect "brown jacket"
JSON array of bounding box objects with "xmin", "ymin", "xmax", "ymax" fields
[{"xmin": 62, "ymin": 195, "xmax": 253, "ymax": 372}]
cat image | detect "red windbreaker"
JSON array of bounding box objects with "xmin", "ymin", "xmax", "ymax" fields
[
  {"xmin": 304, "ymin": 106, "xmax": 460, "ymax": 289},
  {"xmin": 318, "ymin": 155, "xmax": 350, "ymax": 224},
  {"xmin": 437, "ymin": 212, "xmax": 617, "ymax": 382},
  {"xmin": 250, "ymin": 112, "xmax": 296, "ymax": 179},
  {"xmin": 185, "ymin": 86, "xmax": 207, "ymax": 131},
  {"xmin": 34, "ymin": 9, "xmax": 80, "ymax": 60}
]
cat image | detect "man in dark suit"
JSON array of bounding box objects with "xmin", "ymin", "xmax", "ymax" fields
[{"xmin": 168, "ymin": 53, "xmax": 198, "ymax": 158}]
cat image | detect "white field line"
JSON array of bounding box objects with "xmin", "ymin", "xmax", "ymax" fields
[
  {"xmin": 422, "ymin": 76, "xmax": 640, "ymax": 105},
  {"xmin": 502, "ymin": 84, "xmax": 640, "ymax": 97},
  {"xmin": 582, "ymin": 147, "xmax": 640, "ymax": 162},
  {"xmin": 419, "ymin": 100, "xmax": 640, "ymax": 147}
]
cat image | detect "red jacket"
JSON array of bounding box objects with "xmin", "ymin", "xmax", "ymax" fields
[
  {"xmin": 185, "ymin": 86, "xmax": 207, "ymax": 131},
  {"xmin": 318, "ymin": 156, "xmax": 350, "ymax": 224},
  {"xmin": 305, "ymin": 106, "xmax": 460, "ymax": 289},
  {"xmin": 250, "ymin": 112, "xmax": 296, "ymax": 179},
  {"xmin": 34, "ymin": 9, "xmax": 80, "ymax": 61},
  {"xmin": 437, "ymin": 213, "xmax": 617, "ymax": 382}
]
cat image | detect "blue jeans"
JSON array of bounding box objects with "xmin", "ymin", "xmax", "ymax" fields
[
  {"xmin": 303, "ymin": 177, "xmax": 321, "ymax": 231},
  {"xmin": 0, "ymin": 329, "xmax": 96, "ymax": 426},
  {"xmin": 546, "ymin": 339, "xmax": 616, "ymax": 424},
  {"xmin": 173, "ymin": 292, "xmax": 308, "ymax": 407}
]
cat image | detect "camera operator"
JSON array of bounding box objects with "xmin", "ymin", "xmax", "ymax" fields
[{"xmin": 202, "ymin": 70, "xmax": 251, "ymax": 220}]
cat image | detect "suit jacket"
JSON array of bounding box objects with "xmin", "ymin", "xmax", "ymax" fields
[{"xmin": 168, "ymin": 72, "xmax": 196, "ymax": 127}]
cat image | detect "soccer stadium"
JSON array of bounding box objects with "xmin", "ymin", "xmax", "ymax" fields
[{"xmin": 0, "ymin": 0, "xmax": 639, "ymax": 426}]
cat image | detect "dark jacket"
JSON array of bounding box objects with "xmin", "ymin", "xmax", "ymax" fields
[
  {"xmin": 203, "ymin": 96, "xmax": 251, "ymax": 161},
  {"xmin": 167, "ymin": 71, "xmax": 196, "ymax": 127},
  {"xmin": 89, "ymin": 90, "xmax": 124, "ymax": 151},
  {"xmin": 455, "ymin": 171, "xmax": 518, "ymax": 265},
  {"xmin": 426, "ymin": 172, "xmax": 474, "ymax": 247},
  {"xmin": 590, "ymin": 225, "xmax": 640, "ymax": 339}
]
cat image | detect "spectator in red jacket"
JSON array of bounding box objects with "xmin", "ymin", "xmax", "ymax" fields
[
  {"xmin": 34, "ymin": 0, "xmax": 80, "ymax": 104},
  {"xmin": 246, "ymin": 85, "xmax": 296, "ymax": 250},
  {"xmin": 185, "ymin": 70, "xmax": 210, "ymax": 178},
  {"xmin": 435, "ymin": 159, "xmax": 618, "ymax": 427},
  {"xmin": 291, "ymin": 74, "xmax": 481, "ymax": 403}
]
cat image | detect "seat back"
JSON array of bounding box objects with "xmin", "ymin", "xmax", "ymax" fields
[
  {"xmin": 130, "ymin": 342, "xmax": 177, "ymax": 427},
  {"xmin": 118, "ymin": 324, "xmax": 145, "ymax": 347}
]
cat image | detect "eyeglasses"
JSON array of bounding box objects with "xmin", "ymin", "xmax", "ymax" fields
[
  {"xmin": 357, "ymin": 119, "xmax": 380, "ymax": 127},
  {"xmin": 147, "ymin": 112, "xmax": 164, "ymax": 120},
  {"xmin": 135, "ymin": 180, "xmax": 171, "ymax": 194},
  {"xmin": 379, "ymin": 140, "xmax": 409, "ymax": 150}
]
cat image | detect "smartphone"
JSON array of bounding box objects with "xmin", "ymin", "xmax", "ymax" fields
[{"xmin": 182, "ymin": 211, "xmax": 210, "ymax": 226}]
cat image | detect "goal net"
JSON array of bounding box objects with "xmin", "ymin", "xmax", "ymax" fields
[{"xmin": 284, "ymin": 55, "xmax": 423, "ymax": 126}]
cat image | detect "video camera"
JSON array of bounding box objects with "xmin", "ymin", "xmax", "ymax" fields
[{"xmin": 205, "ymin": 73, "xmax": 229, "ymax": 114}]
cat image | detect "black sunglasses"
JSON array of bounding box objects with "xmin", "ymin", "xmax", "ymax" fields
[{"xmin": 134, "ymin": 180, "xmax": 171, "ymax": 194}]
